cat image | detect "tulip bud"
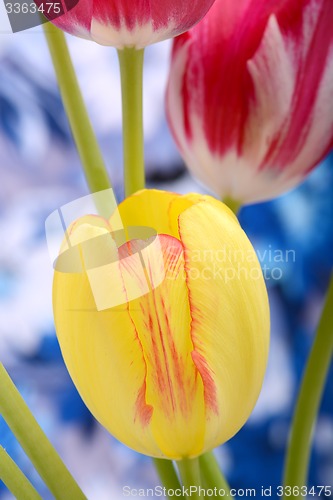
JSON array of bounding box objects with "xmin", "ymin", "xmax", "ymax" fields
[
  {"xmin": 166, "ymin": 0, "xmax": 333, "ymax": 204},
  {"xmin": 43, "ymin": 0, "xmax": 216, "ymax": 49},
  {"xmin": 53, "ymin": 189, "xmax": 269, "ymax": 459}
]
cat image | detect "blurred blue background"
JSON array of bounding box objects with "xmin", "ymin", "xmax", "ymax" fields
[{"xmin": 0, "ymin": 24, "xmax": 332, "ymax": 499}]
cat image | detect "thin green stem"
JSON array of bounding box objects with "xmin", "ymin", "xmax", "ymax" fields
[
  {"xmin": 223, "ymin": 196, "xmax": 241, "ymax": 215},
  {"xmin": 0, "ymin": 447, "xmax": 42, "ymax": 500},
  {"xmin": 117, "ymin": 48, "xmax": 145, "ymax": 196},
  {"xmin": 43, "ymin": 23, "xmax": 112, "ymax": 195},
  {"xmin": 153, "ymin": 459, "xmax": 183, "ymax": 498},
  {"xmin": 199, "ymin": 451, "xmax": 230, "ymax": 495},
  {"xmin": 283, "ymin": 276, "xmax": 333, "ymax": 497},
  {"xmin": 177, "ymin": 457, "xmax": 202, "ymax": 500},
  {"xmin": 0, "ymin": 364, "xmax": 86, "ymax": 500}
]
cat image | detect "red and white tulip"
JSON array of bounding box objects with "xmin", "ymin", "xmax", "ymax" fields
[
  {"xmin": 46, "ymin": 0, "xmax": 216, "ymax": 48},
  {"xmin": 166, "ymin": 0, "xmax": 333, "ymax": 204}
]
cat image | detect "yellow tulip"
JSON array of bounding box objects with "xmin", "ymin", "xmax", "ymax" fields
[{"xmin": 53, "ymin": 189, "xmax": 269, "ymax": 460}]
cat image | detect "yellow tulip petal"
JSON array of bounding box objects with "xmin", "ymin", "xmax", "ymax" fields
[
  {"xmin": 53, "ymin": 217, "xmax": 162, "ymax": 457},
  {"xmin": 127, "ymin": 234, "xmax": 206, "ymax": 459},
  {"xmin": 115, "ymin": 189, "xmax": 177, "ymax": 235},
  {"xmin": 185, "ymin": 193, "xmax": 239, "ymax": 223},
  {"xmin": 112, "ymin": 189, "xmax": 195, "ymax": 239},
  {"xmin": 114, "ymin": 190, "xmax": 236, "ymax": 242},
  {"xmin": 53, "ymin": 217, "xmax": 206, "ymax": 459},
  {"xmin": 178, "ymin": 198, "xmax": 270, "ymax": 451}
]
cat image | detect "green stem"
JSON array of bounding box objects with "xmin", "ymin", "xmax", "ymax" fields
[
  {"xmin": 153, "ymin": 459, "xmax": 183, "ymax": 498},
  {"xmin": 177, "ymin": 457, "xmax": 202, "ymax": 500},
  {"xmin": 43, "ymin": 24, "xmax": 112, "ymax": 195},
  {"xmin": 283, "ymin": 276, "xmax": 333, "ymax": 497},
  {"xmin": 0, "ymin": 447, "xmax": 42, "ymax": 500},
  {"xmin": 223, "ymin": 196, "xmax": 241, "ymax": 215},
  {"xmin": 117, "ymin": 48, "xmax": 145, "ymax": 196},
  {"xmin": 0, "ymin": 364, "xmax": 86, "ymax": 500},
  {"xmin": 199, "ymin": 451, "xmax": 230, "ymax": 495}
]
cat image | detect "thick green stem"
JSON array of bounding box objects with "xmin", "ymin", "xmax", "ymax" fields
[
  {"xmin": 283, "ymin": 276, "xmax": 333, "ymax": 497},
  {"xmin": 117, "ymin": 48, "xmax": 145, "ymax": 196},
  {"xmin": 43, "ymin": 24, "xmax": 112, "ymax": 195},
  {"xmin": 177, "ymin": 458, "xmax": 202, "ymax": 500},
  {"xmin": 0, "ymin": 447, "xmax": 42, "ymax": 500},
  {"xmin": 153, "ymin": 459, "xmax": 183, "ymax": 498},
  {"xmin": 199, "ymin": 451, "xmax": 230, "ymax": 495},
  {"xmin": 0, "ymin": 364, "xmax": 86, "ymax": 500}
]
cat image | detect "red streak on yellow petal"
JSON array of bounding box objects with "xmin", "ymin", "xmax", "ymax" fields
[
  {"xmin": 129, "ymin": 307, "xmax": 154, "ymax": 428},
  {"xmin": 134, "ymin": 235, "xmax": 199, "ymax": 421},
  {"xmin": 117, "ymin": 234, "xmax": 202, "ymax": 424},
  {"xmin": 115, "ymin": 239, "xmax": 155, "ymax": 428},
  {"xmin": 191, "ymin": 351, "xmax": 218, "ymax": 415},
  {"xmin": 134, "ymin": 382, "xmax": 153, "ymax": 427},
  {"xmin": 147, "ymin": 288, "xmax": 178, "ymax": 416},
  {"xmin": 178, "ymin": 222, "xmax": 219, "ymax": 416}
]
